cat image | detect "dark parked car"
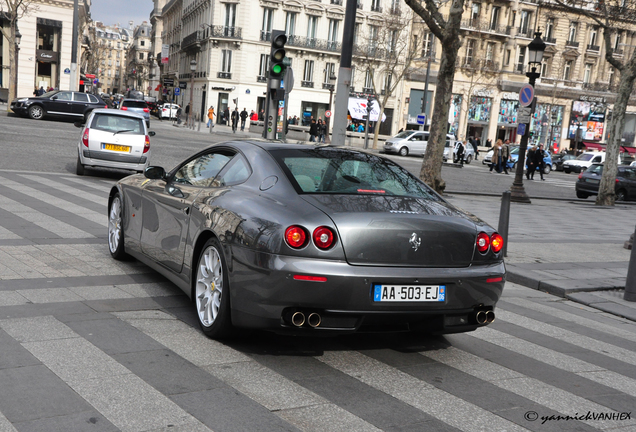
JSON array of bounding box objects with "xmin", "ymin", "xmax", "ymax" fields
[
  {"xmin": 107, "ymin": 142, "xmax": 505, "ymax": 339},
  {"xmin": 575, "ymin": 163, "xmax": 636, "ymax": 200},
  {"xmin": 10, "ymin": 91, "xmax": 107, "ymax": 121},
  {"xmin": 552, "ymin": 153, "xmax": 577, "ymax": 171}
]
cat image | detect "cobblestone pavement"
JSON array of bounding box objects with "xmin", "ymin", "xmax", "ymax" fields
[{"xmin": 1, "ymin": 169, "xmax": 636, "ymax": 431}]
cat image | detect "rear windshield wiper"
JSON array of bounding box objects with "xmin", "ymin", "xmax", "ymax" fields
[{"xmin": 113, "ymin": 129, "xmax": 135, "ymax": 135}]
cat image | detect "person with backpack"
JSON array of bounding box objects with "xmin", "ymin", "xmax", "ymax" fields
[
  {"xmin": 207, "ymin": 106, "xmax": 215, "ymax": 128},
  {"xmin": 240, "ymin": 108, "xmax": 248, "ymax": 131}
]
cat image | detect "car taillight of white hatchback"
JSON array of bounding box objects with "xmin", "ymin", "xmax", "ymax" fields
[{"xmin": 144, "ymin": 135, "xmax": 150, "ymax": 153}]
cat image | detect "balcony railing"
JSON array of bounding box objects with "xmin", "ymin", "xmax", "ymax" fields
[
  {"xmin": 456, "ymin": 57, "xmax": 500, "ymax": 72},
  {"xmin": 257, "ymin": 75, "xmax": 267, "ymax": 83},
  {"xmin": 353, "ymin": 44, "xmax": 387, "ymax": 59},
  {"xmin": 362, "ymin": 87, "xmax": 374, "ymax": 94},
  {"xmin": 286, "ymin": 35, "xmax": 341, "ymax": 52},
  {"xmin": 331, "ymin": 0, "xmax": 342, "ymax": 4},
  {"xmin": 545, "ymin": 36, "xmax": 556, "ymax": 44},
  {"xmin": 301, "ymin": 80, "xmax": 314, "ymax": 88},
  {"xmin": 587, "ymin": 44, "xmax": 600, "ymax": 51},
  {"xmin": 260, "ymin": 30, "xmax": 271, "ymax": 42},
  {"xmin": 210, "ymin": 26, "xmax": 242, "ymax": 39},
  {"xmin": 322, "ymin": 83, "xmax": 335, "ymax": 90},
  {"xmin": 517, "ymin": 28, "xmax": 534, "ymax": 38},
  {"xmin": 613, "ymin": 49, "xmax": 624, "ymax": 56},
  {"xmin": 460, "ymin": 20, "xmax": 511, "ymax": 35},
  {"xmin": 182, "ymin": 30, "xmax": 203, "ymax": 49},
  {"xmin": 217, "ymin": 72, "xmax": 232, "ymax": 79},
  {"xmin": 565, "ymin": 40, "xmax": 580, "ymax": 48}
]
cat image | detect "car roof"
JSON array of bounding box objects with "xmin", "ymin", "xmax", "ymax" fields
[{"xmin": 90, "ymin": 108, "xmax": 146, "ymax": 120}]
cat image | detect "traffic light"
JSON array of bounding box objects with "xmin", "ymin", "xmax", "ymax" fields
[{"xmin": 269, "ymin": 30, "xmax": 287, "ymax": 79}]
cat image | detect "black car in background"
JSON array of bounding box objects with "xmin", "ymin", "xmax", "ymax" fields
[
  {"xmin": 552, "ymin": 154, "xmax": 577, "ymax": 171},
  {"xmin": 575, "ymin": 163, "xmax": 636, "ymax": 201},
  {"xmin": 10, "ymin": 91, "xmax": 107, "ymax": 121}
]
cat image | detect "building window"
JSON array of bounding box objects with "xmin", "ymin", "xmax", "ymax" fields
[
  {"xmin": 516, "ymin": 46, "xmax": 526, "ymax": 72},
  {"xmin": 221, "ymin": 49, "xmax": 232, "ymax": 73},
  {"xmin": 328, "ymin": 19, "xmax": 339, "ymax": 43},
  {"xmin": 505, "ymin": 49, "xmax": 511, "ymax": 66},
  {"xmin": 285, "ymin": 12, "xmax": 296, "ymax": 36},
  {"xmin": 383, "ymin": 73, "xmax": 392, "ymax": 92},
  {"xmin": 563, "ymin": 60, "xmax": 572, "ymax": 80},
  {"xmin": 307, "ymin": 16, "xmax": 318, "ymax": 39},
  {"xmin": 225, "ymin": 4, "xmax": 236, "ymax": 28},
  {"xmin": 116, "ymin": 61, "xmax": 120, "ymax": 67},
  {"xmin": 568, "ymin": 22, "xmax": 577, "ymax": 42},
  {"xmin": 609, "ymin": 67, "xmax": 615, "ymax": 85},
  {"xmin": 471, "ymin": 3, "xmax": 480, "ymax": 23},
  {"xmin": 371, "ymin": 0, "xmax": 381, "ymax": 12},
  {"xmin": 614, "ymin": 32, "xmax": 622, "ymax": 50},
  {"xmin": 583, "ymin": 63, "xmax": 593, "ymax": 83},
  {"xmin": 140, "ymin": 40, "xmax": 145, "ymax": 46},
  {"xmin": 139, "ymin": 53, "xmax": 144, "ymax": 60},
  {"xmin": 364, "ymin": 69, "xmax": 373, "ymax": 89},
  {"xmin": 324, "ymin": 62, "xmax": 335, "ymax": 83},
  {"xmin": 354, "ymin": 23, "xmax": 360, "ymax": 44},
  {"xmin": 117, "ymin": 42, "xmax": 121, "ymax": 48},
  {"xmin": 422, "ymin": 32, "xmax": 433, "ymax": 57},
  {"xmin": 540, "ymin": 61, "xmax": 548, "ymax": 77},
  {"xmin": 388, "ymin": 29, "xmax": 397, "ymax": 53},
  {"xmin": 589, "ymin": 27, "xmax": 597, "ymax": 46},
  {"xmin": 262, "ymin": 8, "xmax": 274, "ymax": 34},
  {"xmin": 303, "ymin": 60, "xmax": 314, "ymax": 82},
  {"xmin": 490, "ymin": 7, "xmax": 500, "ymax": 30},
  {"xmin": 486, "ymin": 42, "xmax": 495, "ymax": 61},
  {"xmin": 519, "ymin": 11, "xmax": 532, "ymax": 35},
  {"xmin": 259, "ymin": 54, "xmax": 268, "ymax": 78},
  {"xmin": 466, "ymin": 39, "xmax": 475, "ymax": 64},
  {"xmin": 545, "ymin": 18, "xmax": 554, "ymax": 40}
]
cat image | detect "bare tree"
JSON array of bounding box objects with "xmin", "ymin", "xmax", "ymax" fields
[
  {"xmin": 354, "ymin": 8, "xmax": 421, "ymax": 148},
  {"xmin": 404, "ymin": 0, "xmax": 467, "ymax": 193},
  {"xmin": 0, "ymin": 0, "xmax": 37, "ymax": 108},
  {"xmin": 551, "ymin": 0, "xmax": 636, "ymax": 205}
]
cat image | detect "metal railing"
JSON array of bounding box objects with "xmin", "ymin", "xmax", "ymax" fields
[
  {"xmin": 217, "ymin": 72, "xmax": 232, "ymax": 79},
  {"xmin": 182, "ymin": 30, "xmax": 203, "ymax": 49},
  {"xmin": 587, "ymin": 44, "xmax": 600, "ymax": 51},
  {"xmin": 456, "ymin": 57, "xmax": 500, "ymax": 72},
  {"xmin": 460, "ymin": 20, "xmax": 511, "ymax": 35},
  {"xmin": 322, "ymin": 83, "xmax": 335, "ymax": 90},
  {"xmin": 286, "ymin": 35, "xmax": 341, "ymax": 53},
  {"xmin": 545, "ymin": 36, "xmax": 556, "ymax": 44},
  {"xmin": 257, "ymin": 75, "xmax": 267, "ymax": 83},
  {"xmin": 210, "ymin": 26, "xmax": 242, "ymax": 39},
  {"xmin": 260, "ymin": 31, "xmax": 271, "ymax": 42},
  {"xmin": 565, "ymin": 40, "xmax": 580, "ymax": 48},
  {"xmin": 301, "ymin": 80, "xmax": 314, "ymax": 88},
  {"xmin": 371, "ymin": 4, "xmax": 382, "ymax": 12}
]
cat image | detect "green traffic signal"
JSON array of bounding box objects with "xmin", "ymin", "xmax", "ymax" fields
[{"xmin": 272, "ymin": 64, "xmax": 282, "ymax": 75}]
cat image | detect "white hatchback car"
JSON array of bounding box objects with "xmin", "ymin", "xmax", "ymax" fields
[
  {"xmin": 161, "ymin": 103, "xmax": 180, "ymax": 119},
  {"xmin": 76, "ymin": 109, "xmax": 154, "ymax": 175}
]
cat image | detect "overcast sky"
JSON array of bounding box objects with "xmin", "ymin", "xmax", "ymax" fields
[{"xmin": 91, "ymin": 0, "xmax": 154, "ymax": 28}]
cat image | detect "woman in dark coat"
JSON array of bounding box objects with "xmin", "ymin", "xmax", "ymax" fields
[{"xmin": 309, "ymin": 119, "xmax": 318, "ymax": 142}]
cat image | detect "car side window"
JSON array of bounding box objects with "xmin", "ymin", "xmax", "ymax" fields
[
  {"xmin": 88, "ymin": 94, "xmax": 99, "ymax": 104},
  {"xmin": 74, "ymin": 93, "xmax": 89, "ymax": 102},
  {"xmin": 593, "ymin": 156, "xmax": 602, "ymax": 163},
  {"xmin": 211, "ymin": 155, "xmax": 251, "ymax": 187},
  {"xmin": 56, "ymin": 92, "xmax": 72, "ymax": 101},
  {"xmin": 173, "ymin": 151, "xmax": 234, "ymax": 187}
]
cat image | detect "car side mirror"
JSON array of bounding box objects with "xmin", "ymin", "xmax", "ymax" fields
[
  {"xmin": 74, "ymin": 121, "xmax": 84, "ymax": 128},
  {"xmin": 51, "ymin": 96, "xmax": 57, "ymax": 100},
  {"xmin": 144, "ymin": 166, "xmax": 166, "ymax": 180},
  {"xmin": 148, "ymin": 131, "xmax": 156, "ymax": 137}
]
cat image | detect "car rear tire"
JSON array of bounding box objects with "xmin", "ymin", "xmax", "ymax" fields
[
  {"xmin": 564, "ymin": 168, "xmax": 571, "ymax": 174},
  {"xmin": 108, "ymin": 193, "xmax": 128, "ymax": 260},
  {"xmin": 543, "ymin": 164, "xmax": 551, "ymax": 174},
  {"xmin": 617, "ymin": 189, "xmax": 627, "ymax": 201},
  {"xmin": 28, "ymin": 105, "xmax": 44, "ymax": 120},
  {"xmin": 576, "ymin": 191, "xmax": 589, "ymax": 199},
  {"xmin": 465, "ymin": 155, "xmax": 473, "ymax": 164},
  {"xmin": 574, "ymin": 167, "xmax": 582, "ymax": 173},
  {"xmin": 399, "ymin": 146, "xmax": 409, "ymax": 157},
  {"xmin": 76, "ymin": 154, "xmax": 85, "ymax": 176},
  {"xmin": 195, "ymin": 238, "xmax": 233, "ymax": 339}
]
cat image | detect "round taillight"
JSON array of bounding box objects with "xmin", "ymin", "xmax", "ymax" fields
[
  {"xmin": 491, "ymin": 233, "xmax": 504, "ymax": 254},
  {"xmin": 313, "ymin": 226, "xmax": 336, "ymax": 249},
  {"xmin": 476, "ymin": 232, "xmax": 490, "ymax": 254},
  {"xmin": 82, "ymin": 128, "xmax": 89, "ymax": 147},
  {"xmin": 285, "ymin": 226, "xmax": 307, "ymax": 249}
]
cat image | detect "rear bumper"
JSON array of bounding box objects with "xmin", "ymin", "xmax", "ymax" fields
[
  {"xmin": 228, "ymin": 248, "xmax": 505, "ymax": 334},
  {"xmin": 80, "ymin": 148, "xmax": 149, "ymax": 171}
]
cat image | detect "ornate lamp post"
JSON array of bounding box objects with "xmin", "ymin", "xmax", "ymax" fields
[
  {"xmin": 510, "ymin": 32, "xmax": 546, "ymax": 203},
  {"xmin": 189, "ymin": 59, "xmax": 196, "ymax": 125}
]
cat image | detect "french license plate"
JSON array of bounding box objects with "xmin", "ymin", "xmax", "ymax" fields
[
  {"xmin": 586, "ymin": 178, "xmax": 599, "ymax": 184},
  {"xmin": 373, "ymin": 284, "xmax": 445, "ymax": 302},
  {"xmin": 103, "ymin": 143, "xmax": 131, "ymax": 152}
]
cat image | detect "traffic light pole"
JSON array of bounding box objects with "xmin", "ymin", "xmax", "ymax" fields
[{"xmin": 263, "ymin": 30, "xmax": 287, "ymax": 140}]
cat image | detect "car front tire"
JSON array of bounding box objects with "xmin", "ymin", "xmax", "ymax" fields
[
  {"xmin": 76, "ymin": 154, "xmax": 85, "ymax": 176},
  {"xmin": 543, "ymin": 164, "xmax": 551, "ymax": 174},
  {"xmin": 564, "ymin": 168, "xmax": 571, "ymax": 174},
  {"xmin": 617, "ymin": 189, "xmax": 627, "ymax": 201},
  {"xmin": 28, "ymin": 105, "xmax": 45, "ymax": 120},
  {"xmin": 399, "ymin": 147, "xmax": 409, "ymax": 157},
  {"xmin": 576, "ymin": 191, "xmax": 589, "ymax": 199},
  {"xmin": 195, "ymin": 238, "xmax": 233, "ymax": 339},
  {"xmin": 465, "ymin": 155, "xmax": 473, "ymax": 164},
  {"xmin": 108, "ymin": 193, "xmax": 128, "ymax": 260}
]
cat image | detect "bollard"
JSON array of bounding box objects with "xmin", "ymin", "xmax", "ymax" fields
[
  {"xmin": 625, "ymin": 225, "xmax": 636, "ymax": 301},
  {"xmin": 197, "ymin": 112, "xmax": 201, "ymax": 132},
  {"xmin": 498, "ymin": 191, "xmax": 511, "ymax": 257}
]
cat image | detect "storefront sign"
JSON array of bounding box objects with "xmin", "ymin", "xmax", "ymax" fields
[
  {"xmin": 501, "ymin": 92, "xmax": 519, "ymax": 101},
  {"xmin": 161, "ymin": 44, "xmax": 169, "ymax": 64},
  {"xmin": 580, "ymin": 95, "xmax": 606, "ymax": 103},
  {"xmin": 163, "ymin": 78, "xmax": 174, "ymax": 86},
  {"xmin": 473, "ymin": 88, "xmax": 493, "ymax": 97},
  {"xmin": 36, "ymin": 50, "xmax": 59, "ymax": 63}
]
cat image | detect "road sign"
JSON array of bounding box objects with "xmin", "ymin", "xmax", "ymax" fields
[
  {"xmin": 163, "ymin": 78, "xmax": 174, "ymax": 86},
  {"xmin": 325, "ymin": 110, "xmax": 332, "ymax": 118},
  {"xmin": 174, "ymin": 88, "xmax": 181, "ymax": 96},
  {"xmin": 518, "ymin": 107, "xmax": 532, "ymax": 117},
  {"xmin": 519, "ymin": 84, "xmax": 534, "ymax": 107},
  {"xmin": 179, "ymin": 82, "xmax": 187, "ymax": 89},
  {"xmin": 518, "ymin": 115, "xmax": 531, "ymax": 124},
  {"xmin": 93, "ymin": 79, "xmax": 98, "ymax": 84},
  {"xmin": 517, "ymin": 123, "xmax": 526, "ymax": 135},
  {"xmin": 85, "ymin": 74, "xmax": 95, "ymax": 79},
  {"xmin": 284, "ymin": 67, "xmax": 294, "ymax": 94},
  {"xmin": 416, "ymin": 113, "xmax": 426, "ymax": 125}
]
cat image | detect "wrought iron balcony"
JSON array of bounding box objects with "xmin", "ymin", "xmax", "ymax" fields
[
  {"xmin": 362, "ymin": 87, "xmax": 374, "ymax": 94},
  {"xmin": 517, "ymin": 28, "xmax": 534, "ymax": 38},
  {"xmin": 257, "ymin": 75, "xmax": 267, "ymax": 83},
  {"xmin": 210, "ymin": 26, "xmax": 242, "ymax": 39},
  {"xmin": 182, "ymin": 30, "xmax": 203, "ymax": 49},
  {"xmin": 301, "ymin": 80, "xmax": 314, "ymax": 88},
  {"xmin": 587, "ymin": 44, "xmax": 600, "ymax": 51},
  {"xmin": 353, "ymin": 44, "xmax": 387, "ymax": 59},
  {"xmin": 260, "ymin": 31, "xmax": 271, "ymax": 42},
  {"xmin": 322, "ymin": 83, "xmax": 335, "ymax": 90},
  {"xmin": 565, "ymin": 40, "xmax": 580, "ymax": 48},
  {"xmin": 545, "ymin": 37, "xmax": 556, "ymax": 44},
  {"xmin": 286, "ymin": 35, "xmax": 341, "ymax": 53},
  {"xmin": 331, "ymin": 0, "xmax": 342, "ymax": 4},
  {"xmin": 217, "ymin": 72, "xmax": 232, "ymax": 79}
]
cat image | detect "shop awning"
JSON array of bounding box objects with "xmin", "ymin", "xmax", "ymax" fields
[
  {"xmin": 621, "ymin": 146, "xmax": 636, "ymax": 155},
  {"xmin": 582, "ymin": 142, "xmax": 604, "ymax": 151}
]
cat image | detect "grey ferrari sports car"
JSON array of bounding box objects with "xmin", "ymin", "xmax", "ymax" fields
[{"xmin": 107, "ymin": 140, "xmax": 505, "ymax": 338}]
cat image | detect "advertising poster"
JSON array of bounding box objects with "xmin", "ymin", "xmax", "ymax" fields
[{"xmin": 568, "ymin": 99, "xmax": 606, "ymax": 141}]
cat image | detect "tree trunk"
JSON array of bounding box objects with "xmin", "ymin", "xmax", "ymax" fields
[
  {"xmin": 371, "ymin": 93, "xmax": 389, "ymax": 149},
  {"xmin": 7, "ymin": 24, "xmax": 17, "ymax": 112},
  {"xmin": 419, "ymin": 41, "xmax": 460, "ymax": 193},
  {"xmin": 596, "ymin": 68, "xmax": 636, "ymax": 206}
]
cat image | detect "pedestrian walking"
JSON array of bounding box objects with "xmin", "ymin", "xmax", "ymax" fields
[
  {"xmin": 455, "ymin": 141, "xmax": 466, "ymax": 165},
  {"xmin": 317, "ymin": 119, "xmax": 326, "ymax": 143},
  {"xmin": 531, "ymin": 144, "xmax": 546, "ymax": 180},
  {"xmin": 185, "ymin": 104, "xmax": 191, "ymax": 124},
  {"xmin": 240, "ymin": 108, "xmax": 248, "ymax": 131},
  {"xmin": 500, "ymin": 140, "xmax": 510, "ymax": 174},
  {"xmin": 207, "ymin": 106, "xmax": 215, "ymax": 128},
  {"xmin": 176, "ymin": 106, "xmax": 183, "ymax": 125},
  {"xmin": 250, "ymin": 110, "xmax": 258, "ymax": 121},
  {"xmin": 490, "ymin": 139, "xmax": 503, "ymax": 173},
  {"xmin": 231, "ymin": 107, "xmax": 239, "ymax": 133},
  {"xmin": 309, "ymin": 119, "xmax": 318, "ymax": 142},
  {"xmin": 258, "ymin": 109, "xmax": 264, "ymax": 121},
  {"xmin": 526, "ymin": 145, "xmax": 536, "ymax": 179}
]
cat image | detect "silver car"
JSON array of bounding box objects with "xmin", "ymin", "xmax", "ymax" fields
[
  {"xmin": 76, "ymin": 109, "xmax": 154, "ymax": 175},
  {"xmin": 384, "ymin": 131, "xmax": 456, "ymax": 157},
  {"xmin": 119, "ymin": 98, "xmax": 150, "ymax": 127}
]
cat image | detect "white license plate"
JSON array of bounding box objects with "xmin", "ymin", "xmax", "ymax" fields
[{"xmin": 373, "ymin": 284, "xmax": 445, "ymax": 302}]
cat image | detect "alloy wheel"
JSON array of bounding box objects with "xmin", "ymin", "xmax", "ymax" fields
[
  {"xmin": 108, "ymin": 196, "xmax": 122, "ymax": 253},
  {"xmin": 196, "ymin": 245, "xmax": 224, "ymax": 327}
]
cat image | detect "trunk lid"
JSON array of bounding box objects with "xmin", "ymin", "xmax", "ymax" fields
[{"xmin": 302, "ymin": 195, "xmax": 477, "ymax": 267}]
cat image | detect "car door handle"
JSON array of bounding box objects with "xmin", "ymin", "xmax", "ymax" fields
[{"xmin": 182, "ymin": 206, "xmax": 190, "ymax": 215}]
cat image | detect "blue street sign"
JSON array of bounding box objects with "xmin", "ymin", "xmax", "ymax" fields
[
  {"xmin": 174, "ymin": 88, "xmax": 181, "ymax": 95},
  {"xmin": 416, "ymin": 113, "xmax": 426, "ymax": 125},
  {"xmin": 519, "ymin": 84, "xmax": 534, "ymax": 107},
  {"xmin": 517, "ymin": 123, "xmax": 526, "ymax": 136}
]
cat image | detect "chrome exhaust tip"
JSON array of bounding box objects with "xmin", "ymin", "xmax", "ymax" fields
[
  {"xmin": 485, "ymin": 310, "xmax": 495, "ymax": 324},
  {"xmin": 291, "ymin": 312, "xmax": 305, "ymax": 327},
  {"xmin": 475, "ymin": 311, "xmax": 487, "ymax": 325},
  {"xmin": 307, "ymin": 313, "xmax": 321, "ymax": 328}
]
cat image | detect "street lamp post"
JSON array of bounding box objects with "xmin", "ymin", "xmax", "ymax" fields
[
  {"xmin": 510, "ymin": 32, "xmax": 546, "ymax": 203},
  {"xmin": 189, "ymin": 59, "xmax": 196, "ymax": 127},
  {"xmin": 14, "ymin": 24, "xmax": 21, "ymax": 97}
]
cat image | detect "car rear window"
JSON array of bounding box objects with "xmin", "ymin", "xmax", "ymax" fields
[
  {"xmin": 90, "ymin": 114, "xmax": 144, "ymax": 134},
  {"xmin": 270, "ymin": 148, "xmax": 442, "ymax": 200},
  {"xmin": 122, "ymin": 101, "xmax": 148, "ymax": 109}
]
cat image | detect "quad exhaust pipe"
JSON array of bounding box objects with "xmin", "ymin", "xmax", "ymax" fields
[
  {"xmin": 290, "ymin": 311, "xmax": 322, "ymax": 328},
  {"xmin": 475, "ymin": 310, "xmax": 495, "ymax": 325}
]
